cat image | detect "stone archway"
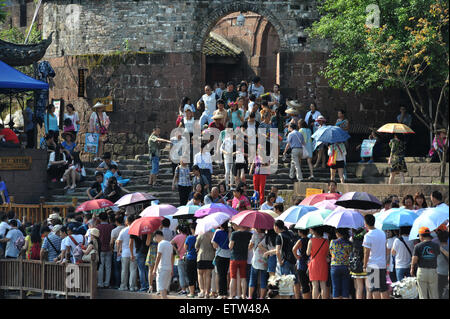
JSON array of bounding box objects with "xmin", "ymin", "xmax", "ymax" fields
[{"xmin": 192, "ymin": 2, "xmax": 289, "ymax": 53}]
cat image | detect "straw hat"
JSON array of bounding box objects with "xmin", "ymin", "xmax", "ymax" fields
[
  {"xmin": 90, "ymin": 228, "xmax": 100, "ymax": 238},
  {"xmin": 285, "ymin": 108, "xmax": 300, "ymax": 115},
  {"xmin": 316, "ymin": 115, "xmax": 326, "ymax": 122},
  {"xmin": 212, "ymin": 113, "xmax": 224, "ymax": 120},
  {"xmin": 286, "ymin": 100, "xmax": 304, "ymax": 110},
  {"xmin": 92, "ymin": 102, "xmax": 106, "ymax": 109}
]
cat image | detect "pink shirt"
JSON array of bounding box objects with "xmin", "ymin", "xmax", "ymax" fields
[
  {"xmin": 171, "ymin": 234, "xmax": 187, "ymax": 258},
  {"xmin": 232, "ymin": 195, "xmax": 251, "ymax": 211}
]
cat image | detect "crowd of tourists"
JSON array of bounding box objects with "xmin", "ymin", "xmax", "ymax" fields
[{"xmin": 0, "ymin": 188, "xmax": 447, "ymax": 300}]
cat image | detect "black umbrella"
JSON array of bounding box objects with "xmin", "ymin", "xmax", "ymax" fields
[{"xmin": 336, "ymin": 192, "xmax": 382, "ymax": 210}]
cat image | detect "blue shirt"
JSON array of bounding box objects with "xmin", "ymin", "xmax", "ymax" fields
[
  {"xmin": 5, "ymin": 228, "xmax": 23, "ymax": 258},
  {"xmin": 62, "ymin": 141, "xmax": 76, "ymax": 154},
  {"xmin": 42, "ymin": 232, "xmax": 62, "ymax": 262},
  {"xmin": 287, "ymin": 130, "xmax": 304, "ymax": 149},
  {"xmin": 44, "ymin": 113, "xmax": 58, "ymax": 133},
  {"xmin": 185, "ymin": 235, "xmax": 197, "ymax": 260},
  {"xmin": 212, "ymin": 230, "xmax": 229, "ymax": 250},
  {"xmin": 0, "ymin": 181, "xmax": 10, "ymax": 204}
]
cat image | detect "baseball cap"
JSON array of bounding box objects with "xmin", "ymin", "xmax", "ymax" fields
[
  {"xmin": 437, "ymin": 223, "xmax": 448, "ymax": 232},
  {"xmin": 418, "ymin": 227, "xmax": 431, "ymax": 235}
]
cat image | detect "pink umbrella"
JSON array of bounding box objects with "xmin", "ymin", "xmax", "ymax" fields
[
  {"xmin": 300, "ymin": 193, "xmax": 342, "ymax": 206},
  {"xmin": 313, "ymin": 199, "xmax": 338, "ymax": 211},
  {"xmin": 140, "ymin": 204, "xmax": 177, "ymax": 217},
  {"xmin": 194, "ymin": 203, "xmax": 238, "ymax": 218},
  {"xmin": 231, "ymin": 210, "xmax": 275, "ymax": 230},
  {"xmin": 76, "ymin": 199, "xmax": 115, "ymax": 212},
  {"xmin": 115, "ymin": 192, "xmax": 157, "ymax": 207}
]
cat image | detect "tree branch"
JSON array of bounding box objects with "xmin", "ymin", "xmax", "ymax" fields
[{"xmin": 434, "ymin": 73, "xmax": 450, "ymax": 131}]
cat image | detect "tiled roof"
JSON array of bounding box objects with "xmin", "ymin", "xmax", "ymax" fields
[{"xmin": 202, "ymin": 32, "xmax": 243, "ymax": 57}]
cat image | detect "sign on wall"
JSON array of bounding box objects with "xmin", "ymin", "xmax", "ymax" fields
[
  {"xmin": 93, "ymin": 96, "xmax": 113, "ymax": 112},
  {"xmin": 0, "ymin": 156, "xmax": 32, "ymax": 170}
]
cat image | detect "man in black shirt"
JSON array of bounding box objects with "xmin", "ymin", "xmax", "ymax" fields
[
  {"xmin": 87, "ymin": 172, "xmax": 104, "ymax": 199},
  {"xmin": 130, "ymin": 234, "xmax": 149, "ymax": 292},
  {"xmin": 411, "ymin": 227, "xmax": 441, "ymax": 299}
]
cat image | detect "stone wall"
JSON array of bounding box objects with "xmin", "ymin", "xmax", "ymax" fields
[
  {"xmin": 47, "ymin": 52, "xmax": 202, "ymax": 160},
  {"xmin": 347, "ymin": 162, "xmax": 449, "ymax": 184},
  {"xmin": 0, "ymin": 149, "xmax": 48, "ymax": 204}
]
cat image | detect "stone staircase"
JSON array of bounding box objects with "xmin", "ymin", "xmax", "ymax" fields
[{"xmin": 46, "ymin": 149, "xmax": 364, "ymax": 206}]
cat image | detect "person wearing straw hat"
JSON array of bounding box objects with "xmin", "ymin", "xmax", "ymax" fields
[
  {"xmin": 429, "ymin": 128, "xmax": 448, "ymax": 163},
  {"xmin": 209, "ymin": 113, "xmax": 225, "ymax": 131},
  {"xmin": 82, "ymin": 227, "xmax": 100, "ymax": 263},
  {"xmin": 88, "ymin": 102, "xmax": 110, "ymax": 161}
]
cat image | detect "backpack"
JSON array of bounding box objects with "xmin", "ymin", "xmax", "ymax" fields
[
  {"xmin": 14, "ymin": 234, "xmax": 25, "ymax": 251},
  {"xmin": 69, "ymin": 235, "xmax": 85, "ymax": 263},
  {"xmin": 279, "ymin": 231, "xmax": 296, "ymax": 264}
]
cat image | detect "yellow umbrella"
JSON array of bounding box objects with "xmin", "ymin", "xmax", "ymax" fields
[
  {"xmin": 260, "ymin": 210, "xmax": 280, "ymax": 219},
  {"xmin": 377, "ymin": 123, "xmax": 415, "ymax": 134}
]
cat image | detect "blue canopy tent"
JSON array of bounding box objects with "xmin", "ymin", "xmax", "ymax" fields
[
  {"xmin": 0, "ymin": 59, "xmax": 49, "ymax": 93},
  {"xmin": 0, "ymin": 59, "xmax": 48, "ymax": 128}
]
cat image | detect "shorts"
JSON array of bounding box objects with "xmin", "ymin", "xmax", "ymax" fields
[
  {"xmin": 150, "ymin": 156, "xmax": 160, "ymax": 175},
  {"xmin": 232, "ymin": 162, "xmax": 248, "ymax": 176},
  {"xmin": 296, "ymin": 268, "xmax": 311, "ymax": 294},
  {"xmin": 230, "ymin": 260, "xmax": 247, "ymax": 279},
  {"xmin": 197, "ymin": 260, "xmax": 214, "ymax": 270},
  {"xmin": 156, "ymin": 269, "xmax": 171, "ymax": 292},
  {"xmin": 366, "ymin": 267, "xmax": 388, "ymax": 292},
  {"xmin": 267, "ymin": 255, "xmax": 277, "ymax": 273},
  {"xmin": 330, "ymin": 160, "xmax": 345, "ymax": 169}
]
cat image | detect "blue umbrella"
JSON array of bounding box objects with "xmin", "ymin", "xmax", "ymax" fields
[
  {"xmin": 275, "ymin": 205, "xmax": 318, "ymax": 226},
  {"xmin": 312, "ymin": 125, "xmax": 350, "ymax": 146},
  {"xmin": 375, "ymin": 208, "xmax": 405, "ymax": 229},
  {"xmin": 381, "ymin": 209, "xmax": 418, "ymax": 230}
]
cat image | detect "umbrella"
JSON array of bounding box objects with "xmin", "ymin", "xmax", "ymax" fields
[
  {"xmin": 231, "ymin": 210, "xmax": 275, "ymax": 230},
  {"xmin": 374, "ymin": 208, "xmax": 401, "ymax": 230},
  {"xmin": 311, "ymin": 125, "xmax": 350, "ymax": 144},
  {"xmin": 259, "ymin": 210, "xmax": 280, "ymax": 219},
  {"xmin": 75, "ymin": 199, "xmax": 115, "ymax": 212},
  {"xmin": 195, "ymin": 212, "xmax": 230, "ymax": 235},
  {"xmin": 295, "ymin": 209, "xmax": 333, "ymax": 229},
  {"xmin": 128, "ymin": 217, "xmax": 162, "ymax": 236},
  {"xmin": 172, "ymin": 205, "xmax": 201, "ymax": 219},
  {"xmin": 114, "ymin": 192, "xmax": 157, "ymax": 207},
  {"xmin": 377, "ymin": 123, "xmax": 415, "ymax": 134},
  {"xmin": 275, "ymin": 205, "xmax": 318, "ymax": 226},
  {"xmin": 301, "ymin": 193, "xmax": 341, "ymax": 206},
  {"xmin": 140, "ymin": 204, "xmax": 177, "ymax": 217},
  {"xmin": 324, "ymin": 207, "xmax": 365, "ymax": 229},
  {"xmin": 336, "ymin": 192, "xmax": 382, "ymax": 210},
  {"xmin": 409, "ymin": 206, "xmax": 449, "ymax": 240},
  {"xmin": 194, "ymin": 203, "xmax": 238, "ymax": 218},
  {"xmin": 313, "ymin": 199, "xmax": 338, "ymax": 211},
  {"xmin": 381, "ymin": 209, "xmax": 418, "ymax": 230}
]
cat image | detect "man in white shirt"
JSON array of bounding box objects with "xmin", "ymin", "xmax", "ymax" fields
[
  {"xmin": 197, "ymin": 85, "xmax": 217, "ymax": 127},
  {"xmin": 248, "ymin": 76, "xmax": 264, "ymax": 98},
  {"xmin": 304, "ymin": 103, "xmax": 322, "ymax": 133},
  {"xmin": 152, "ymin": 230, "xmax": 174, "ymax": 299},
  {"xmin": 117, "ymin": 215, "xmax": 138, "ymax": 291},
  {"xmin": 362, "ymin": 214, "xmax": 389, "ymax": 299},
  {"xmin": 391, "ymin": 227, "xmax": 415, "ymax": 281},
  {"xmin": 194, "ymin": 143, "xmax": 213, "ymax": 186},
  {"xmin": 0, "ymin": 219, "xmax": 23, "ymax": 258}
]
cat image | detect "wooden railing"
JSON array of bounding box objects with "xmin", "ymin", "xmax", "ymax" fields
[
  {"xmin": 0, "ymin": 196, "xmax": 77, "ymax": 224},
  {"xmin": 0, "ymin": 258, "xmax": 97, "ymax": 299}
]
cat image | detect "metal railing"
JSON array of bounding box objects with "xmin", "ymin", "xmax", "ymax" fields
[{"xmin": 0, "ymin": 257, "xmax": 97, "ymax": 299}]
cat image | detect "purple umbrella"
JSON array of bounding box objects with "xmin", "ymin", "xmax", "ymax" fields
[
  {"xmin": 140, "ymin": 204, "xmax": 177, "ymax": 217},
  {"xmin": 115, "ymin": 192, "xmax": 157, "ymax": 207},
  {"xmin": 336, "ymin": 192, "xmax": 382, "ymax": 210},
  {"xmin": 194, "ymin": 203, "xmax": 238, "ymax": 218},
  {"xmin": 324, "ymin": 206, "xmax": 365, "ymax": 229}
]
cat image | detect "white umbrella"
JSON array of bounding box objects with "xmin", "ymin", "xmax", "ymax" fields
[
  {"xmin": 324, "ymin": 206, "xmax": 365, "ymax": 229},
  {"xmin": 195, "ymin": 212, "xmax": 230, "ymax": 235},
  {"xmin": 409, "ymin": 206, "xmax": 449, "ymax": 240}
]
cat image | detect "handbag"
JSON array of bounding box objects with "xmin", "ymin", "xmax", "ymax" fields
[
  {"xmin": 96, "ymin": 112, "xmax": 108, "ymax": 142},
  {"xmin": 327, "ymin": 148, "xmax": 337, "ymax": 167},
  {"xmin": 306, "ymin": 238, "xmax": 326, "ymax": 277}
]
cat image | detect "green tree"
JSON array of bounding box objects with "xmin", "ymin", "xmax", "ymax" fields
[
  {"xmin": 0, "ymin": 0, "xmax": 7, "ymax": 23},
  {"xmin": 309, "ymin": 0, "xmax": 449, "ymax": 183}
]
